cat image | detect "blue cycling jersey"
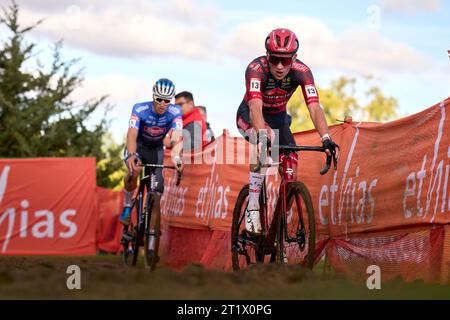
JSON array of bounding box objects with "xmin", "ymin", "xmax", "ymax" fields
[{"xmin": 128, "ymin": 101, "xmax": 182, "ymax": 146}]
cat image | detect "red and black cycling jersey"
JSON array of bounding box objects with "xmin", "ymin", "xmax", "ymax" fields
[{"xmin": 243, "ymin": 56, "xmax": 319, "ymax": 114}]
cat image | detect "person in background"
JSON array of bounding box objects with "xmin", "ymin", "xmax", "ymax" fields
[
  {"xmin": 196, "ymin": 105, "xmax": 215, "ymax": 143},
  {"xmin": 174, "ymin": 91, "xmax": 207, "ymax": 152}
]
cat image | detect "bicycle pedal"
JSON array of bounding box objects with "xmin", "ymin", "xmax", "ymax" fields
[
  {"xmin": 121, "ymin": 231, "xmax": 133, "ymax": 242},
  {"xmin": 120, "ymin": 238, "xmax": 130, "ymax": 246}
]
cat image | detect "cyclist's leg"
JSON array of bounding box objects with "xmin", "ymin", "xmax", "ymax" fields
[
  {"xmin": 149, "ymin": 146, "xmax": 163, "ymax": 222},
  {"xmin": 277, "ymin": 113, "xmax": 298, "ymax": 180},
  {"xmin": 120, "ymin": 147, "xmax": 143, "ymax": 225},
  {"xmin": 141, "ymin": 144, "xmax": 164, "ymax": 193},
  {"xmin": 236, "ymin": 101, "xmax": 269, "ymax": 235},
  {"xmin": 141, "ymin": 146, "xmax": 164, "ymax": 252}
]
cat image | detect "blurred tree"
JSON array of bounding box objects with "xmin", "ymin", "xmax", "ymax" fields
[
  {"xmin": 287, "ymin": 76, "xmax": 398, "ymax": 132},
  {"xmin": 96, "ymin": 133, "xmax": 126, "ymax": 190},
  {"xmin": 0, "ymin": 1, "xmax": 108, "ymax": 157},
  {"xmin": 0, "ymin": 1, "xmax": 123, "ymax": 189}
]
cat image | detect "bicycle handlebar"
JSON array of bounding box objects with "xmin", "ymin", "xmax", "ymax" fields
[
  {"xmin": 128, "ymin": 163, "xmax": 183, "ymax": 186},
  {"xmin": 258, "ymin": 144, "xmax": 339, "ymax": 176}
]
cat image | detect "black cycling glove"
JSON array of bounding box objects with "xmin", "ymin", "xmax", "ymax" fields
[{"xmin": 322, "ymin": 138, "xmax": 339, "ymax": 156}]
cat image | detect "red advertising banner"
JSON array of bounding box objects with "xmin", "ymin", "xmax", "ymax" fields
[
  {"xmin": 96, "ymin": 187, "xmax": 123, "ymax": 254},
  {"xmin": 157, "ymin": 97, "xmax": 450, "ymax": 282},
  {"xmin": 160, "ymin": 97, "xmax": 450, "ymax": 237},
  {"xmin": 0, "ymin": 158, "xmax": 97, "ymax": 255}
]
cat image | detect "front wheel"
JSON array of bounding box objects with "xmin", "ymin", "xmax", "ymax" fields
[
  {"xmin": 144, "ymin": 194, "xmax": 161, "ymax": 270},
  {"xmin": 231, "ymin": 185, "xmax": 264, "ymax": 271},
  {"xmin": 277, "ymin": 182, "xmax": 316, "ymax": 269}
]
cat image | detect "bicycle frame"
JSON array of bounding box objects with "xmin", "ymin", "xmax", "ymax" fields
[
  {"xmin": 232, "ymin": 143, "xmax": 337, "ymax": 269},
  {"xmin": 122, "ymin": 163, "xmax": 181, "ymax": 267},
  {"xmin": 127, "ymin": 164, "xmax": 180, "ymax": 225},
  {"xmin": 258, "ymin": 145, "xmax": 334, "ymax": 252}
]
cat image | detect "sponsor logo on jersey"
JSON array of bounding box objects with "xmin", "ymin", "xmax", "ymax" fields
[
  {"xmin": 264, "ymin": 88, "xmax": 288, "ymax": 97},
  {"xmin": 249, "ymin": 62, "xmax": 262, "ymax": 72},
  {"xmin": 144, "ymin": 126, "xmax": 166, "ymax": 136},
  {"xmin": 292, "ymin": 62, "xmax": 310, "ymax": 73},
  {"xmin": 281, "ymin": 77, "xmax": 291, "ymax": 89},
  {"xmin": 136, "ymin": 105, "xmax": 149, "ymax": 113}
]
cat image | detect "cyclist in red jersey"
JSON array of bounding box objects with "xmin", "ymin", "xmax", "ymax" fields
[{"xmin": 236, "ymin": 28, "xmax": 339, "ymax": 235}]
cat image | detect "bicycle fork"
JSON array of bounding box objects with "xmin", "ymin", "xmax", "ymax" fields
[{"xmin": 283, "ymin": 190, "xmax": 306, "ymax": 249}]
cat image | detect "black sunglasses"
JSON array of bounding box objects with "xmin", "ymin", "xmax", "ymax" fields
[
  {"xmin": 268, "ymin": 55, "xmax": 293, "ymax": 67},
  {"xmin": 155, "ymin": 97, "xmax": 171, "ymax": 104}
]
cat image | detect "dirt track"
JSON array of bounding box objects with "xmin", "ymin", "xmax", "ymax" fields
[{"xmin": 1, "ymin": 255, "xmax": 450, "ymax": 300}]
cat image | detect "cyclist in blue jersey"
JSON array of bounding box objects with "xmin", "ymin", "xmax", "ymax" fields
[{"xmin": 119, "ymin": 78, "xmax": 183, "ymax": 226}]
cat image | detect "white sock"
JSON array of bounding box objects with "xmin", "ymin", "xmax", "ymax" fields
[
  {"xmin": 124, "ymin": 189, "xmax": 134, "ymax": 207},
  {"xmin": 248, "ymin": 172, "xmax": 264, "ymax": 210}
]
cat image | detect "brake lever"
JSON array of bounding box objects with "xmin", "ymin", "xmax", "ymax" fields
[
  {"xmin": 332, "ymin": 145, "xmax": 340, "ymax": 170},
  {"xmin": 320, "ymin": 154, "xmax": 332, "ymax": 175}
]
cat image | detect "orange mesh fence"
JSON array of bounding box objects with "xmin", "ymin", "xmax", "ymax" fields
[{"xmin": 325, "ymin": 227, "xmax": 445, "ymax": 283}]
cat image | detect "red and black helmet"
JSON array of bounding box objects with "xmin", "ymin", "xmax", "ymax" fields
[{"xmin": 265, "ymin": 28, "xmax": 299, "ymax": 55}]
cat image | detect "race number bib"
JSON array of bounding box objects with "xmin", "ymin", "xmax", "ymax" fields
[
  {"xmin": 250, "ymin": 78, "xmax": 261, "ymax": 92},
  {"xmin": 305, "ymin": 84, "xmax": 318, "ymax": 98}
]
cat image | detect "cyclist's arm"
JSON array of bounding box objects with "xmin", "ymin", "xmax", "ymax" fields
[
  {"xmin": 126, "ymin": 127, "xmax": 138, "ymax": 154},
  {"xmin": 307, "ymin": 102, "xmax": 330, "ymax": 139},
  {"xmin": 125, "ymin": 127, "xmax": 140, "ymax": 172},
  {"xmin": 170, "ymin": 129, "xmax": 182, "ymax": 154},
  {"xmin": 245, "ymin": 60, "xmax": 267, "ymax": 135},
  {"xmin": 126, "ymin": 107, "xmax": 142, "ymax": 172},
  {"xmin": 299, "ymin": 68, "xmax": 330, "ymax": 140},
  {"xmin": 163, "ymin": 135, "xmax": 172, "ymax": 148},
  {"xmin": 169, "ymin": 114, "xmax": 183, "ymax": 166},
  {"xmin": 248, "ymin": 98, "xmax": 266, "ymax": 132}
]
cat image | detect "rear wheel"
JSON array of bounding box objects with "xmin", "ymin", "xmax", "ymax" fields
[
  {"xmin": 144, "ymin": 194, "xmax": 161, "ymax": 270},
  {"xmin": 231, "ymin": 185, "xmax": 264, "ymax": 271},
  {"xmin": 277, "ymin": 182, "xmax": 316, "ymax": 269}
]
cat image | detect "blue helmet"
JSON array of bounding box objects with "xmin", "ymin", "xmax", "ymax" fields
[{"xmin": 153, "ymin": 78, "xmax": 176, "ymax": 99}]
